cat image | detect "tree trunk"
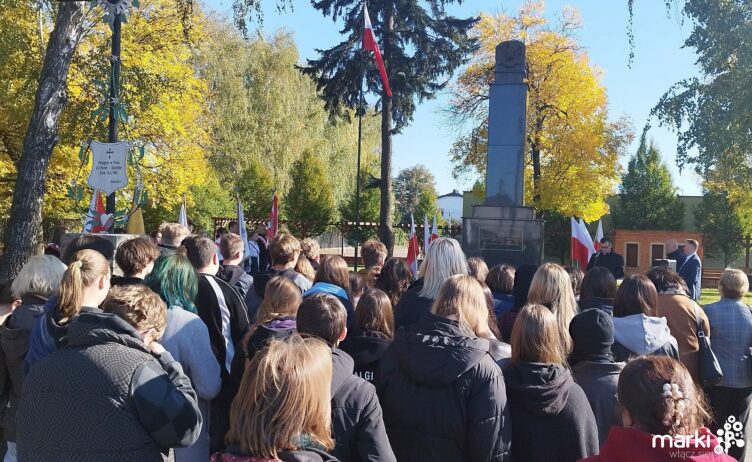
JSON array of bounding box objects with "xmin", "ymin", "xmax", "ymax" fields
[
  {"xmin": 377, "ymin": 6, "xmax": 395, "ymax": 256},
  {"xmin": 0, "ymin": 2, "xmax": 86, "ymax": 279},
  {"xmin": 531, "ymin": 144, "xmax": 542, "ymax": 218}
]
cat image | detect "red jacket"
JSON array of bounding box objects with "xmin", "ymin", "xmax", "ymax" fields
[{"xmin": 580, "ymin": 426, "xmax": 737, "ymax": 462}]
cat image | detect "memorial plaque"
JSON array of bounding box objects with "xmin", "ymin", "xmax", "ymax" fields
[{"xmin": 87, "ymin": 141, "xmax": 129, "ymax": 195}]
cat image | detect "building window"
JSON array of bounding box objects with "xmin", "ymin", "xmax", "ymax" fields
[
  {"xmin": 651, "ymin": 244, "xmax": 665, "ymax": 263},
  {"xmin": 626, "ymin": 243, "xmax": 639, "ymax": 268}
]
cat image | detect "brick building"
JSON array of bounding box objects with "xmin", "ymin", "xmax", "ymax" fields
[{"xmin": 613, "ymin": 229, "xmax": 704, "ymax": 276}]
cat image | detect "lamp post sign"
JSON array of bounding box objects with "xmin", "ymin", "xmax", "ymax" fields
[{"xmin": 87, "ymin": 141, "xmax": 129, "ymax": 195}]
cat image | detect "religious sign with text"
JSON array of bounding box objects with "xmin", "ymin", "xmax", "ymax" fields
[{"xmin": 87, "ymin": 141, "xmax": 129, "ymax": 195}]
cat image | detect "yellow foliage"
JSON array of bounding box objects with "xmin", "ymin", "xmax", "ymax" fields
[
  {"xmin": 450, "ymin": 1, "xmax": 632, "ymax": 222},
  {"xmin": 0, "ymin": 0, "xmax": 220, "ymax": 229}
]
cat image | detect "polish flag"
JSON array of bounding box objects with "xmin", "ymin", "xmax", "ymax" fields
[
  {"xmin": 430, "ymin": 215, "xmax": 439, "ymax": 243},
  {"xmin": 594, "ymin": 220, "xmax": 604, "ymax": 252},
  {"xmin": 406, "ymin": 214, "xmax": 419, "ymax": 277},
  {"xmin": 571, "ymin": 217, "xmax": 595, "ymax": 269},
  {"xmin": 84, "ymin": 190, "xmax": 107, "ymax": 233},
  {"xmin": 268, "ymin": 191, "xmax": 278, "ymax": 240},
  {"xmin": 363, "ymin": 4, "xmax": 392, "ymax": 97},
  {"xmin": 579, "ymin": 218, "xmax": 596, "ymax": 260},
  {"xmin": 423, "ymin": 214, "xmax": 430, "ymax": 255}
]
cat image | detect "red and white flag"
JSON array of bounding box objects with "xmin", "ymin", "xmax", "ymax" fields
[
  {"xmin": 423, "ymin": 214, "xmax": 430, "ymax": 255},
  {"xmin": 268, "ymin": 191, "xmax": 278, "ymax": 240},
  {"xmin": 430, "ymin": 215, "xmax": 439, "ymax": 243},
  {"xmin": 571, "ymin": 217, "xmax": 595, "ymax": 269},
  {"xmin": 594, "ymin": 220, "xmax": 604, "ymax": 252},
  {"xmin": 406, "ymin": 214, "xmax": 419, "ymax": 277},
  {"xmin": 363, "ymin": 4, "xmax": 392, "ymax": 97}
]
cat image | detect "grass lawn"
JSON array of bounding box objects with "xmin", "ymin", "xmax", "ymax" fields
[{"xmin": 699, "ymin": 288, "xmax": 752, "ymax": 306}]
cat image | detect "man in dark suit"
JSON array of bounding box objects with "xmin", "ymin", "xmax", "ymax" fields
[
  {"xmin": 678, "ymin": 238, "xmax": 702, "ymax": 301},
  {"xmin": 665, "ymin": 239, "xmax": 686, "ymax": 270},
  {"xmin": 586, "ymin": 237, "xmax": 625, "ymax": 279}
]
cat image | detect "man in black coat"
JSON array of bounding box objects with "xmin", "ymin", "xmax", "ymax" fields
[
  {"xmin": 184, "ymin": 236, "xmax": 250, "ymax": 452},
  {"xmin": 297, "ymin": 293, "xmax": 396, "ymax": 462},
  {"xmin": 586, "ymin": 237, "xmax": 625, "ymax": 279}
]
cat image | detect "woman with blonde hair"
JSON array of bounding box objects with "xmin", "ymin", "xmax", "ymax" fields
[
  {"xmin": 25, "ymin": 249, "xmax": 110, "ymax": 369},
  {"xmin": 229, "ymin": 276, "xmax": 302, "ymax": 400},
  {"xmin": 527, "ymin": 263, "xmax": 579, "ymax": 353},
  {"xmin": 1, "ymin": 255, "xmax": 67, "ymax": 460},
  {"xmin": 294, "ymin": 255, "xmax": 317, "ymax": 283},
  {"xmin": 378, "ymin": 274, "xmax": 511, "ymax": 461},
  {"xmin": 394, "ymin": 237, "xmax": 468, "ymax": 329},
  {"xmin": 213, "ymin": 336, "xmax": 337, "ymax": 462},
  {"xmin": 503, "ymin": 304, "xmax": 598, "ymax": 462}
]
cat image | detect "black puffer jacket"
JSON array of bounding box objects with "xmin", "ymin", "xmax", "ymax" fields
[
  {"xmin": 393, "ymin": 279, "xmax": 434, "ymax": 329},
  {"xmin": 330, "ymin": 349, "xmax": 395, "ymax": 462},
  {"xmin": 17, "ymin": 312, "xmax": 201, "ymax": 462},
  {"xmin": 377, "ymin": 313, "xmax": 512, "ymax": 462},
  {"xmin": 339, "ymin": 330, "xmax": 392, "ymax": 383},
  {"xmin": 503, "ymin": 362, "xmax": 598, "ymax": 462},
  {"xmin": 0, "ymin": 294, "xmax": 46, "ymax": 442}
]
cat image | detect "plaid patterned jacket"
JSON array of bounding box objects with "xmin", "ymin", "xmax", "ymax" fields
[{"xmin": 703, "ymin": 298, "xmax": 752, "ymax": 388}]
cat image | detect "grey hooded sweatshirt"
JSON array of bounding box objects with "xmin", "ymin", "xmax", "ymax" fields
[{"xmin": 611, "ymin": 314, "xmax": 680, "ymax": 362}]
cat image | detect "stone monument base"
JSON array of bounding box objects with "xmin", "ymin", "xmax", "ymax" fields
[
  {"xmin": 61, "ymin": 233, "xmax": 143, "ymax": 276},
  {"xmin": 462, "ymin": 206, "xmax": 543, "ymax": 267}
]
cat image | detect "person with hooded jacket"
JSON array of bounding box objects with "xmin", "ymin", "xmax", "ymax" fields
[
  {"xmin": 297, "ymin": 294, "xmax": 395, "ymax": 462},
  {"xmin": 16, "ymin": 286, "xmax": 201, "ymax": 462},
  {"xmin": 611, "ymin": 275, "xmax": 680, "ymax": 362},
  {"xmin": 378, "ymin": 275, "xmax": 511, "ymax": 462},
  {"xmin": 568, "ymin": 308, "xmax": 625, "ymax": 446},
  {"xmin": 504, "ymin": 304, "xmax": 598, "ymax": 462}
]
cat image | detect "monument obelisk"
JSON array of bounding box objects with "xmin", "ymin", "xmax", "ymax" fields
[{"xmin": 462, "ymin": 40, "xmax": 544, "ymax": 266}]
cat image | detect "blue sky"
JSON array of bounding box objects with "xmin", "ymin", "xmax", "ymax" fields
[{"xmin": 201, "ymin": 0, "xmax": 704, "ymax": 197}]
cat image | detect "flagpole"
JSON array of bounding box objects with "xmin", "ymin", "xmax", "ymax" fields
[{"xmin": 354, "ymin": 1, "xmax": 366, "ymax": 272}]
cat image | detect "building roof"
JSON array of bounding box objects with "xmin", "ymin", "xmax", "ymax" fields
[{"xmin": 437, "ymin": 189, "xmax": 463, "ymax": 199}]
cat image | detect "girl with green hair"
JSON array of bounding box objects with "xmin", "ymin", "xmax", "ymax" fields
[{"xmin": 146, "ymin": 252, "xmax": 221, "ymax": 462}]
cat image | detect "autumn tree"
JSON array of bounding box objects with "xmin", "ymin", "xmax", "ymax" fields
[
  {"xmin": 612, "ymin": 136, "xmax": 685, "ymax": 230},
  {"xmin": 0, "ymin": 0, "xmax": 86, "ymax": 278},
  {"xmin": 304, "ymin": 0, "xmax": 477, "ymax": 255},
  {"xmin": 694, "ymin": 189, "xmax": 744, "ymax": 267},
  {"xmin": 446, "ymin": 2, "xmax": 632, "ymax": 221},
  {"xmin": 284, "ymin": 150, "xmax": 336, "ymax": 238}
]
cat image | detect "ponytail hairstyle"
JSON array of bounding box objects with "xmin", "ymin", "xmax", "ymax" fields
[
  {"xmin": 58, "ymin": 249, "xmax": 110, "ymax": 323},
  {"xmin": 618, "ymin": 356, "xmax": 710, "ymax": 436}
]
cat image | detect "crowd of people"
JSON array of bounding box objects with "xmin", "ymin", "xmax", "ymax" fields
[{"xmin": 0, "ymin": 223, "xmax": 749, "ymax": 462}]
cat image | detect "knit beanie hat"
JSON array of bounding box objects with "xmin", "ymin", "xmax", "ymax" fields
[{"xmin": 568, "ymin": 308, "xmax": 614, "ymax": 365}]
